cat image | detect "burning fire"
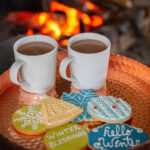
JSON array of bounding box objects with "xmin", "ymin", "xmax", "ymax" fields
[
  {"xmin": 50, "ymin": 1, "xmax": 80, "ymax": 37},
  {"xmin": 5, "ymin": 1, "xmax": 104, "ymax": 45},
  {"xmin": 41, "ymin": 20, "xmax": 61, "ymax": 40},
  {"xmin": 26, "ymin": 29, "xmax": 34, "ymax": 36},
  {"xmin": 85, "ymin": 1, "xmax": 103, "ymax": 12}
]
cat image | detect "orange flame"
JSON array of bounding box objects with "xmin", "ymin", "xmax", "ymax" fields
[
  {"xmin": 60, "ymin": 39, "xmax": 69, "ymax": 46},
  {"xmin": 26, "ymin": 29, "xmax": 34, "ymax": 36},
  {"xmin": 81, "ymin": 13, "xmax": 91, "ymax": 25},
  {"xmin": 5, "ymin": 1, "xmax": 104, "ymax": 46},
  {"xmin": 86, "ymin": 1, "xmax": 103, "ymax": 12},
  {"xmin": 30, "ymin": 13, "xmax": 50, "ymax": 28},
  {"xmin": 38, "ymin": 13, "xmax": 49, "ymax": 26},
  {"xmin": 41, "ymin": 20, "xmax": 61, "ymax": 40},
  {"xmin": 91, "ymin": 15, "xmax": 103, "ymax": 27},
  {"xmin": 50, "ymin": 1, "xmax": 80, "ymax": 36}
]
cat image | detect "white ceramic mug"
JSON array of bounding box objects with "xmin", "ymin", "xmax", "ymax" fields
[
  {"xmin": 10, "ymin": 35, "xmax": 57, "ymax": 93},
  {"xmin": 59, "ymin": 33, "xmax": 111, "ymax": 90}
]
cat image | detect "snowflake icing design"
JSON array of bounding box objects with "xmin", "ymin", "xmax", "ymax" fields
[
  {"xmin": 62, "ymin": 90, "xmax": 98, "ymax": 122},
  {"xmin": 13, "ymin": 105, "xmax": 44, "ymax": 130}
]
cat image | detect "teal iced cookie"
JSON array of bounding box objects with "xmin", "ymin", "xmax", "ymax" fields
[
  {"xmin": 88, "ymin": 123, "xmax": 149, "ymax": 150},
  {"xmin": 62, "ymin": 90, "xmax": 98, "ymax": 122},
  {"xmin": 87, "ymin": 96, "xmax": 131, "ymax": 123}
]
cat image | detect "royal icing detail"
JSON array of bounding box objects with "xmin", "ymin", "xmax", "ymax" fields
[
  {"xmin": 44, "ymin": 123, "xmax": 88, "ymax": 150},
  {"xmin": 62, "ymin": 90, "xmax": 98, "ymax": 122},
  {"xmin": 87, "ymin": 96, "xmax": 131, "ymax": 122},
  {"xmin": 12, "ymin": 105, "xmax": 46, "ymax": 133},
  {"xmin": 88, "ymin": 123, "xmax": 149, "ymax": 150}
]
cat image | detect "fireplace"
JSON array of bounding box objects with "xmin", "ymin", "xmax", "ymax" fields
[
  {"xmin": 4, "ymin": 1, "xmax": 105, "ymax": 47},
  {"xmin": 0, "ymin": 0, "xmax": 150, "ymax": 65}
]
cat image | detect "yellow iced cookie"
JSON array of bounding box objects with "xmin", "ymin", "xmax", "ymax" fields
[
  {"xmin": 12, "ymin": 105, "xmax": 46, "ymax": 135},
  {"xmin": 44, "ymin": 123, "xmax": 88, "ymax": 150}
]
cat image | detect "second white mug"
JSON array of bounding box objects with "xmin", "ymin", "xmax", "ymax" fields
[{"xmin": 59, "ymin": 33, "xmax": 111, "ymax": 90}]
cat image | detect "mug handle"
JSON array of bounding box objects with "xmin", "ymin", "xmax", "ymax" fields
[
  {"xmin": 59, "ymin": 56, "xmax": 77, "ymax": 82},
  {"xmin": 10, "ymin": 59, "xmax": 29, "ymax": 86}
]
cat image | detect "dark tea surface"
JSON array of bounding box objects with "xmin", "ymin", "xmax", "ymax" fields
[
  {"xmin": 71, "ymin": 39, "xmax": 107, "ymax": 53},
  {"xmin": 17, "ymin": 42, "xmax": 54, "ymax": 56}
]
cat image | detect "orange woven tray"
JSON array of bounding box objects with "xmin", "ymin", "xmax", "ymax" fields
[{"xmin": 0, "ymin": 51, "xmax": 150, "ymax": 150}]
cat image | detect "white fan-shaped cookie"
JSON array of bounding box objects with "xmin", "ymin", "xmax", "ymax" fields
[{"xmin": 39, "ymin": 96, "xmax": 83, "ymax": 129}]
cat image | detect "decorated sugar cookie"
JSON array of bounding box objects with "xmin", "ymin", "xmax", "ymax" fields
[
  {"xmin": 88, "ymin": 123, "xmax": 149, "ymax": 150},
  {"xmin": 87, "ymin": 96, "xmax": 131, "ymax": 123},
  {"xmin": 12, "ymin": 105, "xmax": 46, "ymax": 135},
  {"xmin": 39, "ymin": 96, "xmax": 83, "ymax": 129},
  {"xmin": 62, "ymin": 90, "xmax": 98, "ymax": 122},
  {"xmin": 44, "ymin": 123, "xmax": 88, "ymax": 150}
]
